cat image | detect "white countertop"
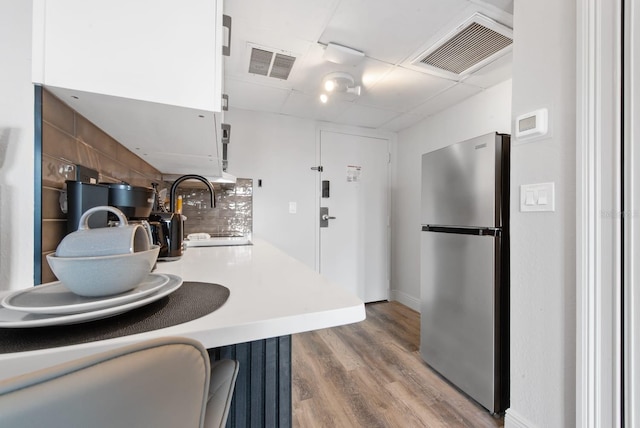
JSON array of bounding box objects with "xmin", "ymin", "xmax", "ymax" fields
[{"xmin": 0, "ymin": 238, "xmax": 365, "ymax": 381}]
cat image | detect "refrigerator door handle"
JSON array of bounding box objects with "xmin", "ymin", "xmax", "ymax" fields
[{"xmin": 421, "ymin": 225, "xmax": 501, "ymax": 237}]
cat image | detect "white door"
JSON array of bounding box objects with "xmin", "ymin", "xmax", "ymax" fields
[{"xmin": 318, "ymin": 130, "xmax": 389, "ymax": 302}]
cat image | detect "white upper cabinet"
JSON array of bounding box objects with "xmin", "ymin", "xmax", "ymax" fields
[
  {"xmin": 33, "ymin": 0, "xmax": 223, "ymax": 111},
  {"xmin": 32, "ymin": 0, "xmax": 229, "ymax": 177}
]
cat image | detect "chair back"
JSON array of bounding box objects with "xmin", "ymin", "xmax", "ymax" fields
[{"xmin": 0, "ymin": 337, "xmax": 211, "ymax": 428}]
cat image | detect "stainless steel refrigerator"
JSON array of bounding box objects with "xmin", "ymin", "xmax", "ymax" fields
[{"xmin": 420, "ymin": 132, "xmax": 509, "ymax": 414}]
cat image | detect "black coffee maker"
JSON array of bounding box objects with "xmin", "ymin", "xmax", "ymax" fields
[
  {"xmin": 66, "ymin": 181, "xmax": 157, "ymax": 245},
  {"xmin": 66, "ymin": 181, "xmax": 109, "ymax": 233}
]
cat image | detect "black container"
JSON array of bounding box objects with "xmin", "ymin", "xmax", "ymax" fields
[
  {"xmin": 103, "ymin": 183, "xmax": 155, "ymax": 219},
  {"xmin": 66, "ymin": 181, "xmax": 109, "ymax": 233},
  {"xmin": 149, "ymin": 212, "xmax": 183, "ymax": 260}
]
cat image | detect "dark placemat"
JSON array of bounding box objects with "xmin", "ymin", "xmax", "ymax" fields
[{"xmin": 0, "ymin": 282, "xmax": 229, "ymax": 354}]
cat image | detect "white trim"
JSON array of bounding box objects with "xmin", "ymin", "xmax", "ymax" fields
[
  {"xmin": 575, "ymin": 1, "xmax": 601, "ymax": 424},
  {"xmin": 624, "ymin": 0, "xmax": 639, "ymax": 424},
  {"xmin": 576, "ymin": 0, "xmax": 624, "ymax": 426},
  {"xmin": 31, "ymin": 0, "xmax": 46, "ymax": 83},
  {"xmin": 390, "ymin": 289, "xmax": 421, "ymax": 313},
  {"xmin": 505, "ymin": 408, "xmax": 538, "ymax": 428},
  {"xmin": 314, "ymin": 126, "xmax": 322, "ymax": 272}
]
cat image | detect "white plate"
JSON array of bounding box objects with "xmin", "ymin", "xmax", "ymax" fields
[
  {"xmin": 0, "ymin": 274, "xmax": 183, "ymax": 328},
  {"xmin": 1, "ymin": 274, "xmax": 170, "ymax": 315}
]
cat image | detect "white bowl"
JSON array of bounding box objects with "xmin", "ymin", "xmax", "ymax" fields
[{"xmin": 46, "ymin": 246, "xmax": 160, "ymax": 297}]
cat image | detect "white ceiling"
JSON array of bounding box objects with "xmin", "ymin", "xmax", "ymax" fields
[{"xmin": 223, "ymin": 0, "xmax": 514, "ymax": 132}]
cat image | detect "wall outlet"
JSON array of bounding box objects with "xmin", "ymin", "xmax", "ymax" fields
[
  {"xmin": 289, "ymin": 202, "xmax": 297, "ymax": 214},
  {"xmin": 520, "ymin": 182, "xmax": 555, "ymax": 212}
]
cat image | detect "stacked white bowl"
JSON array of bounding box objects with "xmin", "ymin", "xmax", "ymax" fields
[{"xmin": 47, "ymin": 206, "xmax": 159, "ymax": 297}]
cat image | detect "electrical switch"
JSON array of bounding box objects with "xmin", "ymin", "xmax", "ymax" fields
[
  {"xmin": 525, "ymin": 191, "xmax": 536, "ymax": 205},
  {"xmin": 537, "ymin": 190, "xmax": 548, "ymax": 205},
  {"xmin": 520, "ymin": 182, "xmax": 555, "ymax": 212}
]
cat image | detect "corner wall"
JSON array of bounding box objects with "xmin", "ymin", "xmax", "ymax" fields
[
  {"xmin": 392, "ymin": 80, "xmax": 512, "ymax": 311},
  {"xmin": 223, "ymin": 109, "xmax": 319, "ymax": 268},
  {"xmin": 0, "ymin": 0, "xmax": 34, "ymax": 291},
  {"xmin": 506, "ymin": 0, "xmax": 576, "ymax": 426}
]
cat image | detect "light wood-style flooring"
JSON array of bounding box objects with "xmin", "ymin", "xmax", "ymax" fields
[{"xmin": 292, "ymin": 301, "xmax": 504, "ymax": 428}]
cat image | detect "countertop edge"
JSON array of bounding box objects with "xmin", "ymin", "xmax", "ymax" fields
[{"xmin": 0, "ymin": 238, "xmax": 367, "ymax": 381}]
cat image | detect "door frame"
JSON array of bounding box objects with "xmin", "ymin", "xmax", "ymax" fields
[
  {"xmin": 576, "ymin": 0, "xmax": 625, "ymax": 425},
  {"xmin": 314, "ymin": 124, "xmax": 394, "ymax": 290},
  {"xmin": 623, "ymin": 0, "xmax": 639, "ymax": 424}
]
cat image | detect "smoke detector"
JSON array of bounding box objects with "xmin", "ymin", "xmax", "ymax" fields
[
  {"xmin": 247, "ymin": 45, "xmax": 296, "ymax": 80},
  {"xmin": 408, "ymin": 13, "xmax": 512, "ymax": 80}
]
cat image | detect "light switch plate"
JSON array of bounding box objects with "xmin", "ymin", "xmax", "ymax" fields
[
  {"xmin": 520, "ymin": 182, "xmax": 555, "ymax": 212},
  {"xmin": 289, "ymin": 202, "xmax": 297, "ymax": 214}
]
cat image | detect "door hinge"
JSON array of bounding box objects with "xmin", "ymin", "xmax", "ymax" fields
[
  {"xmin": 388, "ymin": 153, "xmax": 391, "ymax": 164},
  {"xmin": 311, "ymin": 166, "xmax": 324, "ymax": 172}
]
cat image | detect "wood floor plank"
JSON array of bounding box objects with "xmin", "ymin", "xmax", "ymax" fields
[
  {"xmin": 314, "ymin": 327, "xmax": 365, "ymax": 372},
  {"xmin": 292, "ymin": 301, "xmax": 504, "ymax": 428}
]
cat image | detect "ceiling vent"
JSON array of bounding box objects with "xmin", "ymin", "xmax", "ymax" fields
[
  {"xmin": 410, "ymin": 13, "xmax": 512, "ymax": 80},
  {"xmin": 248, "ymin": 47, "xmax": 296, "ymax": 80}
]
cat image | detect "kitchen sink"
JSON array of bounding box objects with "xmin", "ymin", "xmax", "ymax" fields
[{"xmin": 184, "ymin": 236, "xmax": 252, "ymax": 247}]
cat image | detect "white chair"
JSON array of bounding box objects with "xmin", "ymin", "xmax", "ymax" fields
[
  {"xmin": 205, "ymin": 359, "xmax": 240, "ymax": 428},
  {"xmin": 0, "ymin": 337, "xmax": 238, "ymax": 428}
]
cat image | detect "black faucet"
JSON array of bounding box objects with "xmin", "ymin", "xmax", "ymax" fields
[{"xmin": 169, "ymin": 174, "xmax": 216, "ymax": 212}]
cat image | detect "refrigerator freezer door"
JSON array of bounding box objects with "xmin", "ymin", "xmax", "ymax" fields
[
  {"xmin": 420, "ymin": 230, "xmax": 497, "ymax": 412},
  {"xmin": 421, "ymin": 133, "xmax": 500, "ymax": 227}
]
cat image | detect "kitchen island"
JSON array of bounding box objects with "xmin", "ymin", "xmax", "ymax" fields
[{"xmin": 0, "ymin": 238, "xmax": 365, "ymax": 426}]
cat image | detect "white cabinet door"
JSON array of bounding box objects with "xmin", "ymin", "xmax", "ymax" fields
[{"xmin": 33, "ymin": 0, "xmax": 223, "ymax": 112}]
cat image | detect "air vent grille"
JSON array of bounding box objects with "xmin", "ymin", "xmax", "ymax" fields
[
  {"xmin": 420, "ymin": 21, "xmax": 512, "ymax": 75},
  {"xmin": 270, "ymin": 54, "xmax": 296, "ymax": 79},
  {"xmin": 248, "ymin": 48, "xmax": 272, "ymax": 76},
  {"xmin": 248, "ymin": 48, "xmax": 296, "ymax": 80}
]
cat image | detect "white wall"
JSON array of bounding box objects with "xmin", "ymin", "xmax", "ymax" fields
[
  {"xmin": 0, "ymin": 0, "xmax": 35, "ymax": 291},
  {"xmin": 223, "ymin": 109, "xmax": 318, "ymax": 267},
  {"xmin": 506, "ymin": 0, "xmax": 576, "ymax": 427},
  {"xmin": 391, "ymin": 80, "xmax": 512, "ymax": 311}
]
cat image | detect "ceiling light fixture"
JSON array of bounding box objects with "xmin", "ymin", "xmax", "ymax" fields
[
  {"xmin": 324, "ymin": 80, "xmax": 336, "ymax": 92},
  {"xmin": 319, "ymin": 72, "xmax": 361, "ymax": 104}
]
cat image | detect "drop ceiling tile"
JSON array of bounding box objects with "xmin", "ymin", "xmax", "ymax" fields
[
  {"xmin": 480, "ymin": 0, "xmax": 514, "ymax": 14},
  {"xmin": 319, "ymin": 0, "xmax": 469, "ymax": 64},
  {"xmin": 224, "ymin": 20, "xmax": 313, "ymax": 86},
  {"xmin": 359, "ymin": 66, "xmax": 455, "ymax": 112},
  {"xmin": 335, "ymin": 103, "xmax": 399, "ymax": 129},
  {"xmin": 284, "ymin": 44, "xmax": 394, "ymax": 96},
  {"xmin": 224, "ymin": 0, "xmax": 340, "ymax": 43},
  {"xmin": 461, "ymin": 52, "xmax": 513, "ymax": 89},
  {"xmin": 378, "ymin": 112, "xmax": 425, "ymax": 132},
  {"xmin": 226, "ymin": 78, "xmax": 291, "ymax": 113},
  {"xmin": 280, "ymin": 91, "xmax": 351, "ymax": 122},
  {"xmin": 409, "ymin": 82, "xmax": 484, "ymax": 118}
]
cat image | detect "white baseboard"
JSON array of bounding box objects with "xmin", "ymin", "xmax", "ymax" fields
[
  {"xmin": 505, "ymin": 409, "xmax": 537, "ymax": 428},
  {"xmin": 389, "ymin": 289, "xmax": 420, "ymax": 312}
]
